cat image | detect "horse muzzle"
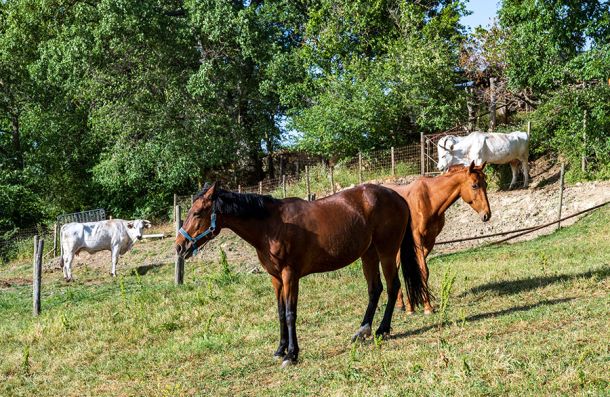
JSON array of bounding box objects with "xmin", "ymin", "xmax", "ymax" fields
[{"xmin": 480, "ymin": 211, "xmax": 491, "ymax": 222}]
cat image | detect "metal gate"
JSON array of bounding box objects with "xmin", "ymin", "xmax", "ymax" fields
[
  {"xmin": 422, "ymin": 128, "xmax": 470, "ymax": 175},
  {"xmin": 57, "ymin": 208, "xmax": 106, "ymax": 227}
]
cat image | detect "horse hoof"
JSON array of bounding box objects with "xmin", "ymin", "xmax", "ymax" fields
[
  {"xmin": 397, "ymin": 306, "xmax": 406, "ymax": 312},
  {"xmin": 281, "ymin": 358, "xmax": 297, "ymax": 368},
  {"xmin": 406, "ymin": 310, "xmax": 415, "ymax": 316},
  {"xmin": 273, "ymin": 353, "xmax": 285, "ymax": 361},
  {"xmin": 351, "ymin": 324, "xmax": 372, "ymax": 342},
  {"xmin": 375, "ymin": 328, "xmax": 391, "ymax": 339},
  {"xmin": 424, "ymin": 309, "xmax": 435, "ymax": 315}
]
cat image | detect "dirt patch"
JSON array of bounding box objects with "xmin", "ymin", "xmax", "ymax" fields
[{"xmin": 0, "ymin": 277, "xmax": 30, "ymax": 288}]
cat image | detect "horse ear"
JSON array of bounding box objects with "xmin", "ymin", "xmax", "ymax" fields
[
  {"xmin": 204, "ymin": 181, "xmax": 221, "ymax": 199},
  {"xmin": 468, "ymin": 160, "xmax": 476, "ymax": 174},
  {"xmin": 480, "ymin": 162, "xmax": 487, "ymax": 170}
]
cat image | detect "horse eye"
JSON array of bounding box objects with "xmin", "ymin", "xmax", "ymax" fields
[{"xmin": 472, "ymin": 184, "xmax": 479, "ymax": 189}]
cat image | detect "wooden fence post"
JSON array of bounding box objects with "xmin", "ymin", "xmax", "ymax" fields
[
  {"xmin": 420, "ymin": 131, "xmax": 425, "ymax": 175},
  {"xmin": 259, "ymin": 181, "xmax": 263, "ymax": 195},
  {"xmin": 173, "ymin": 193, "xmax": 177, "ymax": 209},
  {"xmin": 282, "ymin": 175, "xmax": 287, "ymax": 198},
  {"xmin": 526, "ymin": 121, "xmax": 531, "ymax": 136},
  {"xmin": 557, "ymin": 163, "xmax": 565, "ymax": 230},
  {"xmin": 305, "ymin": 166, "xmax": 311, "ymax": 200},
  {"xmin": 489, "ymin": 77, "xmax": 497, "ymax": 131},
  {"xmin": 175, "ymin": 205, "xmax": 184, "ymax": 285},
  {"xmin": 238, "ymin": 184, "xmax": 241, "ymax": 193},
  {"xmin": 33, "ymin": 236, "xmax": 43, "ymax": 316},
  {"xmin": 582, "ymin": 110, "xmax": 587, "ymax": 172},
  {"xmin": 358, "ymin": 152, "xmax": 363, "ymax": 184},
  {"xmin": 53, "ymin": 223, "xmax": 59, "ymax": 257},
  {"xmin": 190, "ymin": 195, "xmax": 194, "ymax": 205},
  {"xmin": 330, "ymin": 166, "xmax": 335, "ymax": 194},
  {"xmin": 391, "ymin": 147, "xmax": 395, "ymax": 176}
]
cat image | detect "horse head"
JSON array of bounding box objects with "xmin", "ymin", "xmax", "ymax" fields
[{"xmin": 459, "ymin": 161, "xmax": 491, "ymax": 222}]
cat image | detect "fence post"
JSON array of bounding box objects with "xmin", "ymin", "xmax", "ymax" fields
[
  {"xmin": 33, "ymin": 236, "xmax": 43, "ymax": 316},
  {"xmin": 305, "ymin": 165, "xmax": 311, "ymax": 200},
  {"xmin": 358, "ymin": 152, "xmax": 363, "ymax": 184},
  {"xmin": 526, "ymin": 121, "xmax": 531, "ymax": 136},
  {"xmin": 175, "ymin": 205, "xmax": 184, "ymax": 285},
  {"xmin": 557, "ymin": 163, "xmax": 565, "ymax": 230},
  {"xmin": 420, "ymin": 131, "xmax": 425, "ymax": 175},
  {"xmin": 173, "ymin": 193, "xmax": 177, "ymax": 209},
  {"xmin": 190, "ymin": 195, "xmax": 194, "ymax": 205},
  {"xmin": 282, "ymin": 175, "xmax": 287, "ymax": 198},
  {"xmin": 330, "ymin": 166, "xmax": 335, "ymax": 194},
  {"xmin": 582, "ymin": 110, "xmax": 587, "ymax": 173},
  {"xmin": 489, "ymin": 77, "xmax": 496, "ymax": 131},
  {"xmin": 53, "ymin": 223, "xmax": 59, "ymax": 257},
  {"xmin": 238, "ymin": 184, "xmax": 241, "ymax": 193},
  {"xmin": 259, "ymin": 181, "xmax": 263, "ymax": 195},
  {"xmin": 391, "ymin": 147, "xmax": 395, "ymax": 176}
]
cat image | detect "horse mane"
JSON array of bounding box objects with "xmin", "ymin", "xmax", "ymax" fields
[{"xmin": 196, "ymin": 185, "xmax": 279, "ymax": 219}]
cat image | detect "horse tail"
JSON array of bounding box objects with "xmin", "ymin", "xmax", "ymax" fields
[{"xmin": 399, "ymin": 219, "xmax": 430, "ymax": 308}]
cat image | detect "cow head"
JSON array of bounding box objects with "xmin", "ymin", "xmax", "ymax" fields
[
  {"xmin": 437, "ymin": 135, "xmax": 460, "ymax": 171},
  {"xmin": 175, "ymin": 182, "xmax": 220, "ymax": 259},
  {"xmin": 460, "ymin": 161, "xmax": 492, "ymax": 222},
  {"xmin": 126, "ymin": 219, "xmax": 151, "ymax": 241}
]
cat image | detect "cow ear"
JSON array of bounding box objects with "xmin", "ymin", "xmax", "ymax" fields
[
  {"xmin": 143, "ymin": 220, "xmax": 151, "ymax": 228},
  {"xmin": 127, "ymin": 221, "xmax": 134, "ymax": 229},
  {"xmin": 468, "ymin": 160, "xmax": 476, "ymax": 174}
]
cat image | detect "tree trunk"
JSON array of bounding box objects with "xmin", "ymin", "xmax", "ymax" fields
[{"xmin": 11, "ymin": 114, "xmax": 24, "ymax": 170}]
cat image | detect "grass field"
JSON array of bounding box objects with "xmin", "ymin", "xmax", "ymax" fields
[{"xmin": 1, "ymin": 206, "xmax": 609, "ymax": 396}]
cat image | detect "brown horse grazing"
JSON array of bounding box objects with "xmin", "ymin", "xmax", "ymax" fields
[
  {"xmin": 384, "ymin": 161, "xmax": 491, "ymax": 314},
  {"xmin": 176, "ymin": 182, "xmax": 427, "ymax": 367}
]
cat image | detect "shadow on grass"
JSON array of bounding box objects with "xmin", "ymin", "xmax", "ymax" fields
[
  {"xmin": 459, "ymin": 267, "xmax": 610, "ymax": 298},
  {"xmin": 131, "ymin": 263, "xmax": 165, "ymax": 276},
  {"xmin": 392, "ymin": 297, "xmax": 574, "ymax": 339}
]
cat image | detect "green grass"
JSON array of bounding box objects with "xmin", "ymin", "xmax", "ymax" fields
[{"xmin": 1, "ymin": 207, "xmax": 609, "ymax": 396}]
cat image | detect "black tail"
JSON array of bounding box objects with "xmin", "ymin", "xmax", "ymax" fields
[{"xmin": 399, "ymin": 219, "xmax": 431, "ymax": 308}]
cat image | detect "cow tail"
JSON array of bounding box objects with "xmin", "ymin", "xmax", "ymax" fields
[{"xmin": 400, "ymin": 219, "xmax": 430, "ymax": 308}]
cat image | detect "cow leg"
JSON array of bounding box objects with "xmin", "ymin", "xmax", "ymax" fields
[
  {"xmin": 63, "ymin": 252, "xmax": 74, "ymax": 282},
  {"xmin": 521, "ymin": 159, "xmax": 529, "ymax": 188},
  {"xmin": 509, "ymin": 161, "xmax": 519, "ymax": 189},
  {"xmin": 111, "ymin": 248, "xmax": 120, "ymax": 277}
]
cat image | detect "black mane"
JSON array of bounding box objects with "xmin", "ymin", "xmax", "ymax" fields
[{"xmin": 196, "ymin": 185, "xmax": 279, "ymax": 219}]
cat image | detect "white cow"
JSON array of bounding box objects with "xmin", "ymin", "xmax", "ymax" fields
[
  {"xmin": 59, "ymin": 219, "xmax": 151, "ymax": 281},
  {"xmin": 437, "ymin": 131, "xmax": 529, "ymax": 189}
]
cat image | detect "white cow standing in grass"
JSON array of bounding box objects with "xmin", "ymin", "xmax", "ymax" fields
[
  {"xmin": 437, "ymin": 131, "xmax": 530, "ymax": 189},
  {"xmin": 59, "ymin": 219, "xmax": 151, "ymax": 281}
]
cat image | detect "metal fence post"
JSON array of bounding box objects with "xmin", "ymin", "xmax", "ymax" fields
[
  {"xmin": 282, "ymin": 175, "xmax": 287, "ymax": 198},
  {"xmin": 358, "ymin": 152, "xmax": 363, "ymax": 184},
  {"xmin": 420, "ymin": 131, "xmax": 425, "ymax": 175},
  {"xmin": 175, "ymin": 205, "xmax": 184, "ymax": 285},
  {"xmin": 391, "ymin": 147, "xmax": 395, "ymax": 176},
  {"xmin": 53, "ymin": 223, "xmax": 59, "ymax": 257},
  {"xmin": 33, "ymin": 236, "xmax": 43, "ymax": 316},
  {"xmin": 306, "ymin": 165, "xmax": 311, "ymax": 200}
]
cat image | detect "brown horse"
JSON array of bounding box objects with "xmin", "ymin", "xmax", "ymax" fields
[
  {"xmin": 175, "ymin": 182, "xmax": 427, "ymax": 367},
  {"xmin": 384, "ymin": 161, "xmax": 491, "ymax": 314}
]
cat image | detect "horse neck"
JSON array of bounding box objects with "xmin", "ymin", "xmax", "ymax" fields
[
  {"xmin": 222, "ymin": 214, "xmax": 271, "ymax": 251},
  {"xmin": 426, "ymin": 171, "xmax": 466, "ymax": 216}
]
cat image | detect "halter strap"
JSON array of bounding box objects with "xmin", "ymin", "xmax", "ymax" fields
[{"xmin": 178, "ymin": 210, "xmax": 217, "ymax": 256}]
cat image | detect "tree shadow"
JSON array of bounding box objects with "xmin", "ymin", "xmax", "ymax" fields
[
  {"xmin": 131, "ymin": 263, "xmax": 165, "ymax": 276},
  {"xmin": 392, "ymin": 297, "xmax": 574, "ymax": 339},
  {"xmin": 459, "ymin": 267, "xmax": 609, "ymax": 298}
]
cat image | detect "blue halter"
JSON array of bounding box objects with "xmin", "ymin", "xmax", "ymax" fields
[{"xmin": 179, "ymin": 210, "xmax": 217, "ymax": 256}]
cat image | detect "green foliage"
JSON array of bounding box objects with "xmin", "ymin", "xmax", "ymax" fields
[{"xmin": 530, "ymin": 85, "xmax": 610, "ymax": 179}]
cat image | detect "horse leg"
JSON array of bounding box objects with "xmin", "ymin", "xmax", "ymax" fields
[
  {"xmin": 509, "ymin": 160, "xmax": 519, "ymax": 189},
  {"xmin": 376, "ymin": 254, "xmax": 401, "ymax": 337},
  {"xmin": 280, "ymin": 268, "xmax": 300, "ymax": 367},
  {"xmin": 416, "ymin": 243, "xmax": 434, "ymax": 315},
  {"xmin": 352, "ymin": 246, "xmax": 382, "ymax": 341},
  {"xmin": 394, "ymin": 251, "xmax": 407, "ymax": 312},
  {"xmin": 271, "ymin": 276, "xmax": 288, "ymax": 360}
]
